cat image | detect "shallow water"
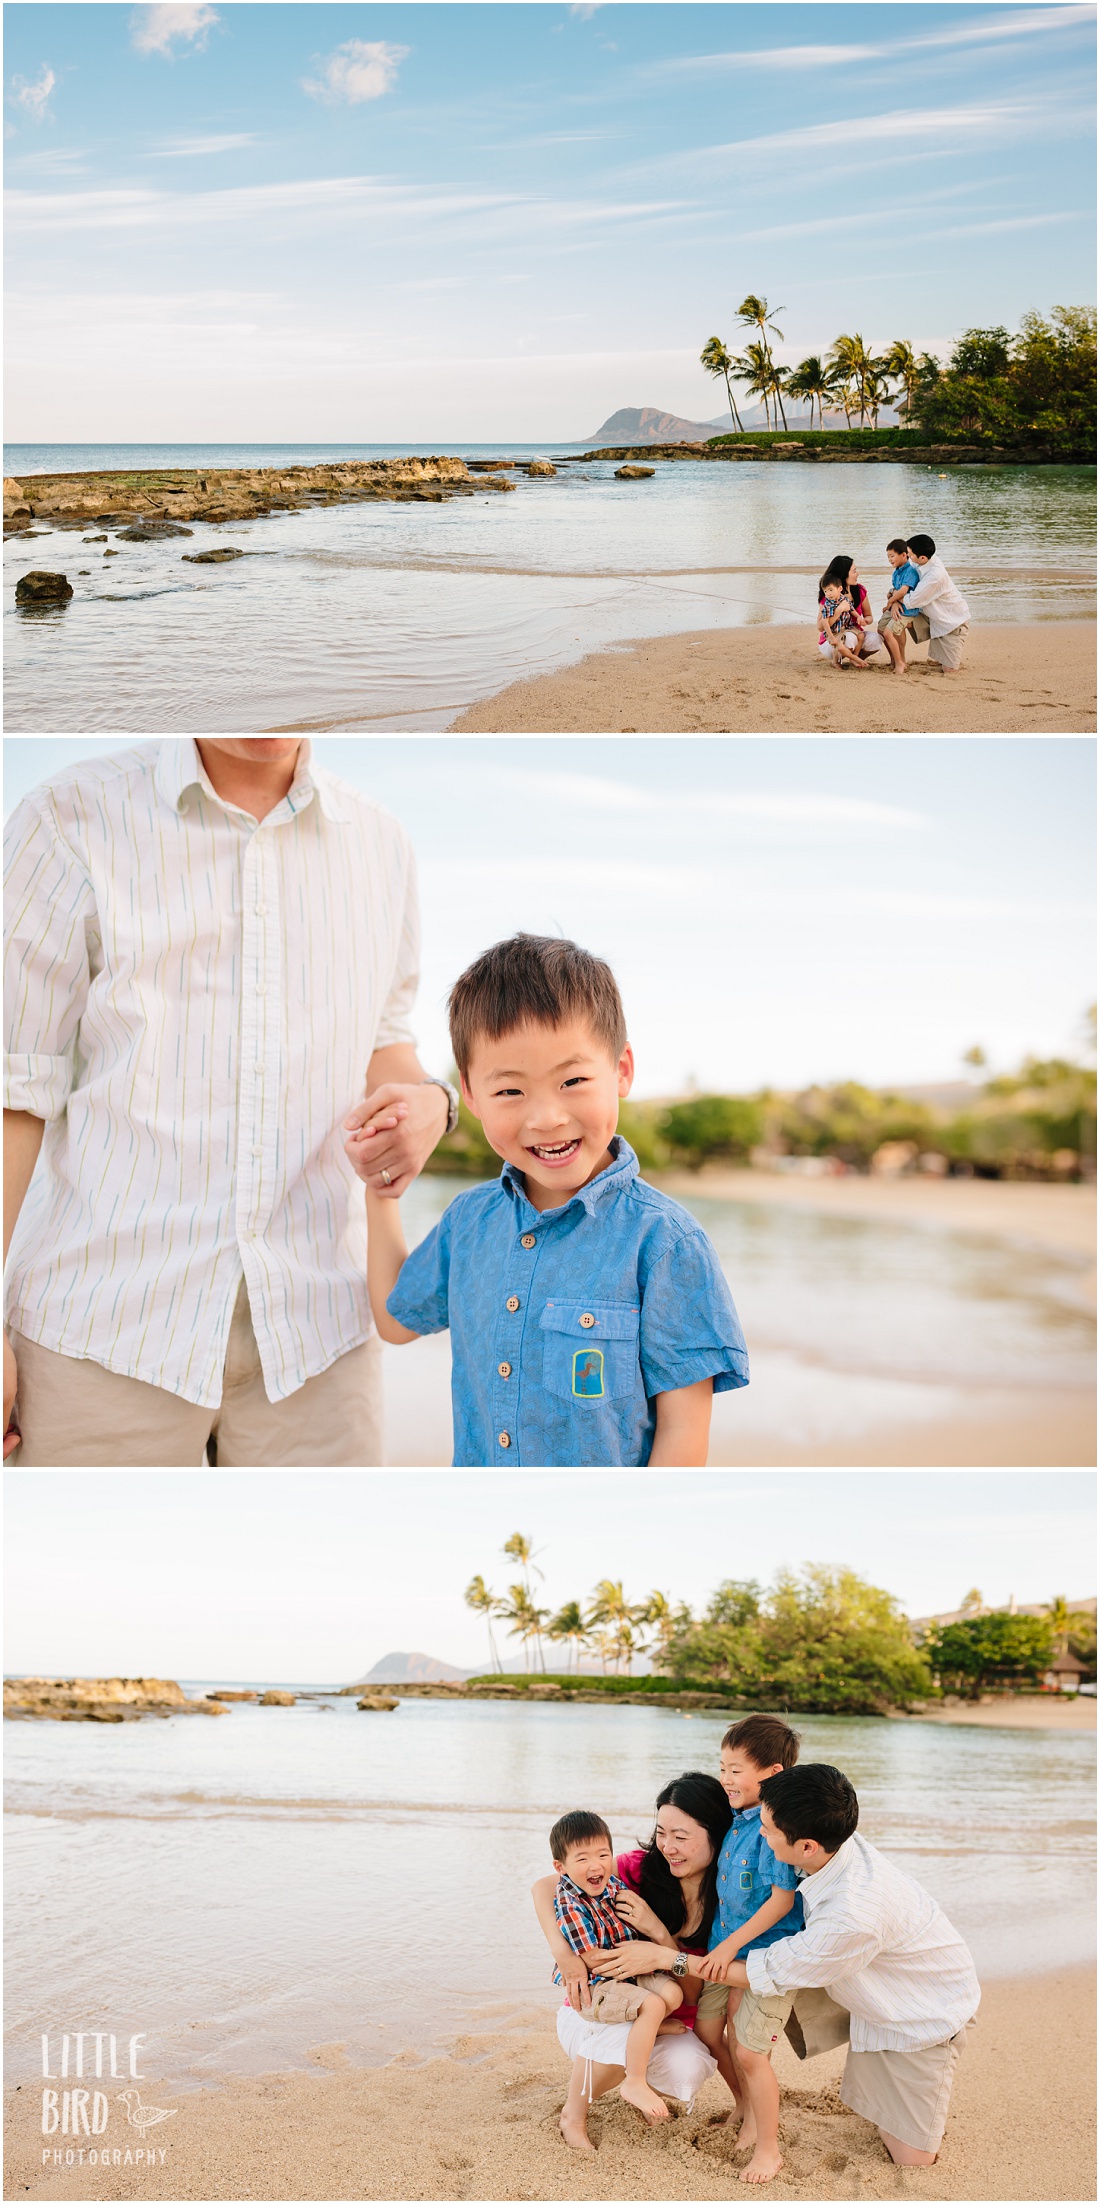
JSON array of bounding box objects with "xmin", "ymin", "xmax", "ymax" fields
[
  {"xmin": 379, "ymin": 1176, "xmax": 1095, "ymax": 1465},
  {"xmin": 5, "ymin": 1700, "xmax": 1093, "ymax": 2087},
  {"xmin": 4, "ymin": 453, "xmax": 1092, "ymax": 732}
]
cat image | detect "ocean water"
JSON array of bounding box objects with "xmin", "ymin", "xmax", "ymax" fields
[
  {"xmin": 379, "ymin": 1175, "xmax": 1096, "ymax": 1466},
  {"xmin": 4, "ymin": 454, "xmax": 1093, "ymax": 732},
  {"xmin": 5, "ymin": 1700, "xmax": 1094, "ymax": 2088}
]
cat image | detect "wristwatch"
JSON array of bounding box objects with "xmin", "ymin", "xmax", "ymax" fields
[
  {"xmin": 671, "ymin": 1952, "xmax": 689, "ymax": 1979},
  {"xmin": 420, "ymin": 1077, "xmax": 460, "ymax": 1136}
]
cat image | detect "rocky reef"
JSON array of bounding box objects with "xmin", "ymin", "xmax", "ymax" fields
[
  {"xmin": 584, "ymin": 440, "xmax": 1040, "ymax": 465},
  {"xmin": 3, "ymin": 456, "xmax": 516, "ymax": 535},
  {"xmin": 3, "ymin": 1675, "xmax": 227, "ymax": 1722}
]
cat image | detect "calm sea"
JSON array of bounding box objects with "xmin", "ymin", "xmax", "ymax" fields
[
  {"xmin": 379, "ymin": 1176, "xmax": 1096, "ymax": 1466},
  {"xmin": 5, "ymin": 1699, "xmax": 1094, "ymax": 2088},
  {"xmin": 4, "ymin": 449, "xmax": 1093, "ymax": 732}
]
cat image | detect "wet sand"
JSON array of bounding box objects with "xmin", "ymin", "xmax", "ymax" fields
[
  {"xmin": 907, "ymin": 1697, "xmax": 1095, "ymax": 1730},
  {"xmin": 705, "ymin": 1394, "xmax": 1096, "ymax": 1468},
  {"xmin": 452, "ymin": 620, "xmax": 1097, "ymax": 732},
  {"xmin": 6, "ymin": 1969, "xmax": 1093, "ymax": 2202}
]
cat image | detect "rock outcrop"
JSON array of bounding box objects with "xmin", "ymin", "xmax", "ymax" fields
[
  {"xmin": 356, "ymin": 1696, "xmax": 399, "ymax": 1712},
  {"xmin": 614, "ymin": 465, "xmax": 655, "ymax": 480},
  {"xmin": 182, "ymin": 548, "xmax": 245, "ymax": 564},
  {"xmin": 526, "ymin": 459, "xmax": 557, "ymax": 477},
  {"xmin": 4, "ymin": 1676, "xmax": 226, "ymax": 1721},
  {"xmin": 206, "ymin": 1689, "xmax": 259, "ymax": 1701},
  {"xmin": 3, "ymin": 456, "xmax": 514, "ymax": 535},
  {"xmin": 260, "ymin": 1689, "xmax": 296, "ymax": 1706},
  {"xmin": 14, "ymin": 570, "xmax": 73, "ymax": 604}
]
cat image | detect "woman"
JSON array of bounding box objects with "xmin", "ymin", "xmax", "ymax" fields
[
  {"xmin": 532, "ymin": 1772, "xmax": 732, "ymax": 2152},
  {"xmin": 816, "ymin": 555, "xmax": 885, "ymax": 665}
]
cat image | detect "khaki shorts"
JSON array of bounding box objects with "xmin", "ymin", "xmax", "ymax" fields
[
  {"xmin": 841, "ymin": 2025, "xmax": 971, "ymax": 2153},
  {"xmin": 696, "ymin": 1976, "xmax": 739, "ymax": 2019},
  {"xmin": 905, "ymin": 611, "xmax": 969, "ymax": 668},
  {"xmin": 8, "ymin": 1281, "xmax": 384, "ymax": 1467},
  {"xmin": 876, "ymin": 607, "xmax": 910, "ymax": 638},
  {"xmin": 589, "ymin": 1971, "xmax": 676, "ymax": 2024},
  {"xmin": 733, "ymin": 1986, "xmax": 796, "ymax": 2055}
]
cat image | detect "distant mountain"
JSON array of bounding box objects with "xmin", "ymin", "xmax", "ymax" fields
[
  {"xmin": 351, "ymin": 1650, "xmax": 474, "ymax": 1685},
  {"xmin": 585, "ymin": 406, "xmax": 723, "ymax": 445}
]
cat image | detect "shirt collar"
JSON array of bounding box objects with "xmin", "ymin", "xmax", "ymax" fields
[
  {"xmin": 733, "ymin": 1803, "xmax": 761, "ymax": 1828},
  {"xmin": 798, "ymin": 1834, "xmax": 855, "ymax": 1907},
  {"xmin": 500, "ymin": 1135, "xmax": 638, "ymax": 1224},
  {"xmin": 154, "ymin": 739, "xmax": 353, "ymax": 824},
  {"xmin": 558, "ymin": 1870, "xmax": 620, "ymax": 1905}
]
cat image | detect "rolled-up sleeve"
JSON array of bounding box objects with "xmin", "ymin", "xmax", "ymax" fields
[
  {"xmin": 373, "ymin": 836, "xmax": 420, "ymax": 1052},
  {"xmin": 4, "ymin": 797, "xmax": 95, "ymax": 1120},
  {"xmin": 639, "ymin": 1223, "xmax": 750, "ymax": 1398},
  {"xmin": 386, "ymin": 1208, "xmax": 452, "ymax": 1336},
  {"xmin": 747, "ymin": 1919, "xmax": 882, "ymax": 1996}
]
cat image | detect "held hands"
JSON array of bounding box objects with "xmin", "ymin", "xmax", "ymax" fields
[
  {"xmin": 343, "ymin": 1082, "xmax": 448, "ymax": 1199},
  {"xmin": 695, "ymin": 1940, "xmax": 741, "ymax": 1983}
]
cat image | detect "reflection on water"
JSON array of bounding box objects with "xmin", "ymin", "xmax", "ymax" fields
[
  {"xmin": 379, "ymin": 1176, "xmax": 1095, "ymax": 1465},
  {"xmin": 4, "ymin": 1701, "xmax": 1094, "ymax": 2084},
  {"xmin": 4, "ymin": 461, "xmax": 1093, "ymax": 731}
]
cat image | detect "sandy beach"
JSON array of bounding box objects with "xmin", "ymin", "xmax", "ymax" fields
[
  {"xmin": 6, "ymin": 1969, "xmax": 1092, "ymax": 2202},
  {"xmin": 907, "ymin": 1697, "xmax": 1095, "ymax": 1731},
  {"xmin": 452, "ymin": 620, "xmax": 1097, "ymax": 732}
]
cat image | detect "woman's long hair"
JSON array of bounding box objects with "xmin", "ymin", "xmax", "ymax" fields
[
  {"xmin": 635, "ymin": 1772, "xmax": 732, "ymax": 1951},
  {"xmin": 819, "ymin": 554, "xmax": 864, "ymax": 605}
]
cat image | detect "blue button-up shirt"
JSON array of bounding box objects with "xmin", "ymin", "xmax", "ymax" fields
[
  {"xmin": 387, "ymin": 1137, "xmax": 749, "ymax": 1466},
  {"xmin": 711, "ymin": 1804, "xmax": 803, "ymax": 1952}
]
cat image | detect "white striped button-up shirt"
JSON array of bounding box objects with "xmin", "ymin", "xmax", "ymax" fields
[
  {"xmin": 901, "ymin": 555, "xmax": 970, "ymax": 638},
  {"xmin": 746, "ymin": 1832, "xmax": 980, "ymax": 2053},
  {"xmin": 5, "ymin": 740, "xmax": 419, "ymax": 1406}
]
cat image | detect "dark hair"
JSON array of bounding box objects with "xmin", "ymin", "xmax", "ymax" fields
[
  {"xmin": 886, "ymin": 537, "xmax": 909, "ymax": 556},
  {"xmin": 635, "ymin": 1773, "xmax": 732, "ymax": 1951},
  {"xmin": 448, "ymin": 933, "xmax": 627, "ymax": 1080},
  {"xmin": 907, "ymin": 533, "xmax": 936, "ymax": 558},
  {"xmin": 550, "ymin": 1809, "xmax": 612, "ymax": 1862},
  {"xmin": 818, "ymin": 554, "xmax": 866, "ymax": 610},
  {"xmin": 721, "ymin": 1713, "xmax": 801, "ymax": 1770},
  {"xmin": 758, "ymin": 1765, "xmax": 859, "ymax": 1854}
]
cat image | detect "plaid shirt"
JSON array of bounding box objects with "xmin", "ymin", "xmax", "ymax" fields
[{"xmin": 552, "ymin": 1870, "xmax": 639, "ymax": 1986}]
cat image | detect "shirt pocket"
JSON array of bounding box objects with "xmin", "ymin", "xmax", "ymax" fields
[{"xmin": 539, "ymin": 1300, "xmax": 641, "ymax": 1404}]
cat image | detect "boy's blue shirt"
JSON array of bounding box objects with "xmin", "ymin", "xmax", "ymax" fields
[
  {"xmin": 710, "ymin": 1805, "xmax": 804, "ymax": 1952},
  {"xmin": 891, "ymin": 559, "xmax": 920, "ymax": 598},
  {"xmin": 386, "ymin": 1136, "xmax": 749, "ymax": 1466}
]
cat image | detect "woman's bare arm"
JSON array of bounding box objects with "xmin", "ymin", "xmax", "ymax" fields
[{"xmin": 531, "ymin": 1874, "xmax": 593, "ymax": 2011}]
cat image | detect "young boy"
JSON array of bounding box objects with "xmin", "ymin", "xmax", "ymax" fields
[
  {"xmin": 345, "ymin": 933, "xmax": 749, "ymax": 1467},
  {"xmin": 724, "ymin": 1766, "xmax": 980, "ymax": 2170},
  {"xmin": 694, "ymin": 1715, "xmax": 803, "ymax": 2185},
  {"xmin": 876, "ymin": 538, "xmax": 921, "ymax": 674},
  {"xmin": 898, "ymin": 534, "xmax": 971, "ymax": 672},
  {"xmin": 548, "ymin": 1811, "xmax": 685, "ymax": 2130},
  {"xmin": 817, "ymin": 581, "xmax": 869, "ymax": 669}
]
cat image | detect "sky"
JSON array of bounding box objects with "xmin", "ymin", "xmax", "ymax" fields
[
  {"xmin": 5, "ymin": 1, "xmax": 1096, "ymax": 440},
  {"xmin": 4, "ymin": 1469, "xmax": 1094, "ymax": 1678},
  {"xmin": 4, "ymin": 735, "xmax": 1094, "ymax": 1092}
]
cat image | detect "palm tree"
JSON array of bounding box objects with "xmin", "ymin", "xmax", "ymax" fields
[
  {"xmin": 499, "ymin": 1582, "xmax": 549, "ymax": 1672},
  {"xmin": 735, "ymin": 294, "xmax": 788, "ymax": 426},
  {"xmin": 883, "ymin": 339, "xmax": 920, "ymax": 422},
  {"xmin": 786, "ymin": 355, "xmax": 830, "ymax": 430},
  {"xmin": 548, "ymin": 1598, "xmax": 589, "ymax": 1674},
  {"xmin": 464, "ymin": 1574, "xmax": 502, "ymax": 1672},
  {"xmin": 1046, "ymin": 1596, "xmax": 1071, "ymax": 1655},
  {"xmin": 699, "ymin": 336, "xmax": 745, "ymax": 432},
  {"xmin": 734, "ymin": 341, "xmax": 777, "ymax": 429},
  {"xmin": 502, "ymin": 1531, "xmax": 544, "ymax": 1602},
  {"xmin": 866, "ymin": 358, "xmax": 893, "ymax": 431},
  {"xmin": 587, "ymin": 1579, "xmax": 636, "ymax": 1672},
  {"xmin": 767, "ymin": 360, "xmax": 792, "ymax": 431},
  {"xmin": 959, "ymin": 1588, "xmax": 984, "ymax": 1615},
  {"xmin": 827, "ymin": 335, "xmax": 873, "ymax": 427}
]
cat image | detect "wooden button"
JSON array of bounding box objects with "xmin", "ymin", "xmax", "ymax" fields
[
  {"xmin": 498, "ymin": 1431, "xmax": 511, "ymax": 1448},
  {"xmin": 506, "ymin": 1295, "xmax": 520, "ymax": 1313},
  {"xmin": 579, "ymin": 1312, "xmax": 596, "ymax": 1328},
  {"xmin": 498, "ymin": 1362, "xmax": 512, "ymax": 1379},
  {"xmin": 520, "ymin": 1233, "xmax": 536, "ymax": 1249}
]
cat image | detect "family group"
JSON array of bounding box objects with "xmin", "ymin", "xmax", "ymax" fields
[
  {"xmin": 534, "ymin": 1715, "xmax": 980, "ymax": 2184},
  {"xmin": 817, "ymin": 535, "xmax": 971, "ymax": 673},
  {"xmin": 3, "ymin": 739, "xmax": 746, "ymax": 1470}
]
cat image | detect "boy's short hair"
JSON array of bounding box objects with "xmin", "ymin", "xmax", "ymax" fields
[
  {"xmin": 907, "ymin": 533, "xmax": 936, "ymax": 558},
  {"xmin": 721, "ymin": 1714, "xmax": 801, "ymax": 1770},
  {"xmin": 758, "ymin": 1764, "xmax": 859, "ymax": 1854},
  {"xmin": 448, "ymin": 934, "xmax": 627, "ymax": 1080},
  {"xmin": 886, "ymin": 537, "xmax": 909, "ymax": 557},
  {"xmin": 550, "ymin": 1809, "xmax": 613, "ymax": 1863}
]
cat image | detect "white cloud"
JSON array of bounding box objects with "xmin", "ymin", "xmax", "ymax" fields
[
  {"xmin": 155, "ymin": 132, "xmax": 257, "ymax": 156},
  {"xmin": 660, "ymin": 6, "xmax": 1094, "ymax": 75},
  {"xmin": 10, "ymin": 66, "xmax": 56, "ymax": 123},
  {"xmin": 131, "ymin": 5, "xmax": 218, "ymax": 57},
  {"xmin": 569, "ymin": 4, "xmax": 603, "ymax": 17},
  {"xmin": 301, "ymin": 39, "xmax": 408, "ymax": 106},
  {"xmin": 491, "ymin": 771, "xmax": 929, "ymax": 835}
]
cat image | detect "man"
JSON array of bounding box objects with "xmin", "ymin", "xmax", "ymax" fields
[
  {"xmin": 722, "ymin": 1764, "xmax": 980, "ymax": 2177},
  {"xmin": 900, "ymin": 534, "xmax": 971, "ymax": 673},
  {"xmin": 4, "ymin": 739, "xmax": 456, "ymax": 1466}
]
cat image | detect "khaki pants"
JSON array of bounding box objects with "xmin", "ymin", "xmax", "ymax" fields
[
  {"xmin": 905, "ymin": 610, "xmax": 969, "ymax": 668},
  {"xmin": 8, "ymin": 1282, "xmax": 384, "ymax": 1467},
  {"xmin": 841, "ymin": 2025, "xmax": 970, "ymax": 2153}
]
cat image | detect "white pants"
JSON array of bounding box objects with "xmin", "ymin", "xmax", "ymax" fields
[{"xmin": 556, "ymin": 2003, "xmax": 717, "ymax": 2108}]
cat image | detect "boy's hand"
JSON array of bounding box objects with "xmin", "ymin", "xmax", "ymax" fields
[
  {"xmin": 559, "ymin": 1952, "xmax": 593, "ymax": 2012},
  {"xmin": 343, "ymin": 1081, "xmax": 448, "ymax": 1198},
  {"xmin": 695, "ymin": 1941, "xmax": 740, "ymax": 1983}
]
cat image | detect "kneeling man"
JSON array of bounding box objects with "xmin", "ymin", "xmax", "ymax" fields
[
  {"xmin": 901, "ymin": 535, "xmax": 971, "ymax": 672},
  {"xmin": 722, "ymin": 1764, "xmax": 979, "ymax": 2170}
]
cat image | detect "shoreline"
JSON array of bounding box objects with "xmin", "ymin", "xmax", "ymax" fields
[
  {"xmin": 451, "ymin": 618, "xmax": 1097, "ymax": 732},
  {"xmin": 649, "ymin": 1167, "xmax": 1097, "ymax": 1265},
  {"xmin": 6, "ymin": 1968, "xmax": 1093, "ymax": 2201}
]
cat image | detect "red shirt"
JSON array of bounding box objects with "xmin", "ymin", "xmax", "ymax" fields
[{"xmin": 616, "ymin": 1848, "xmax": 705, "ymax": 2028}]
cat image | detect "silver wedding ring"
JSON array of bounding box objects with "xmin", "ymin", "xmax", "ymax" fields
[{"xmin": 380, "ymin": 1168, "xmax": 392, "ymax": 1186}]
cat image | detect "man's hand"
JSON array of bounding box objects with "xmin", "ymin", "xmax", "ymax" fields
[
  {"xmin": 560, "ymin": 1951, "xmax": 593, "ymax": 2013},
  {"xmin": 343, "ymin": 1082, "xmax": 448, "ymax": 1199},
  {"xmin": 3, "ymin": 1333, "xmax": 20, "ymax": 1458}
]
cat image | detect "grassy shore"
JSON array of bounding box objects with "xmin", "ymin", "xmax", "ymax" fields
[{"xmin": 6, "ymin": 1970, "xmax": 1093, "ymax": 2202}]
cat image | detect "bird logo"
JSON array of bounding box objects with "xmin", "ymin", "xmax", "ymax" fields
[{"xmin": 116, "ymin": 2089, "xmax": 177, "ymax": 2138}]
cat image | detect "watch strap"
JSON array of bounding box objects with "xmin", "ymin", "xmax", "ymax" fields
[{"xmin": 421, "ymin": 1077, "xmax": 460, "ymax": 1135}]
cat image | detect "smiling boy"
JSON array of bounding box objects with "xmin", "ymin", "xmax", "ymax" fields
[{"xmin": 345, "ymin": 933, "xmax": 748, "ymax": 1466}]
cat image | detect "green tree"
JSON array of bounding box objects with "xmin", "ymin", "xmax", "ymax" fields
[
  {"xmin": 547, "ymin": 1598, "xmax": 589, "ymax": 1673},
  {"xmin": 759, "ymin": 1565, "xmax": 932, "ymax": 1714},
  {"xmin": 660, "ymin": 1094, "xmax": 763, "ymax": 1169},
  {"xmin": 587, "ymin": 1578, "xmax": 636, "ymax": 1672},
  {"xmin": 883, "ymin": 339, "xmax": 921, "ymax": 421},
  {"xmin": 1046, "ymin": 1596, "xmax": 1071, "ymax": 1654},
  {"xmin": 929, "ymin": 1613, "xmax": 1054, "ymax": 1699},
  {"xmin": 734, "ymin": 340, "xmax": 779, "ymax": 428},
  {"xmin": 736, "ymin": 295, "xmax": 789, "ymax": 427},
  {"xmin": 786, "ymin": 355, "xmax": 831, "ymax": 429},
  {"xmin": 464, "ymin": 1573, "xmax": 502, "ymax": 1672},
  {"xmin": 499, "ymin": 1581, "xmax": 550, "ymax": 1672},
  {"xmin": 700, "ymin": 335, "xmax": 745, "ymax": 431}
]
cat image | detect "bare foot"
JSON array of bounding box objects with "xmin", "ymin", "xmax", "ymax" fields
[
  {"xmin": 740, "ymin": 2143, "xmax": 783, "ymax": 2183},
  {"xmin": 559, "ymin": 2110, "xmax": 596, "ymax": 2154},
  {"xmin": 619, "ymin": 2076, "xmax": 672, "ymax": 2123},
  {"xmin": 734, "ymin": 2117, "xmax": 758, "ymax": 2154}
]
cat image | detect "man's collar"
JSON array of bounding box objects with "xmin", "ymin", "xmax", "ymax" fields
[
  {"xmin": 154, "ymin": 739, "xmax": 353, "ymax": 824},
  {"xmin": 500, "ymin": 1135, "xmax": 638, "ymax": 1222},
  {"xmin": 799, "ymin": 1834, "xmax": 855, "ymax": 1902}
]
